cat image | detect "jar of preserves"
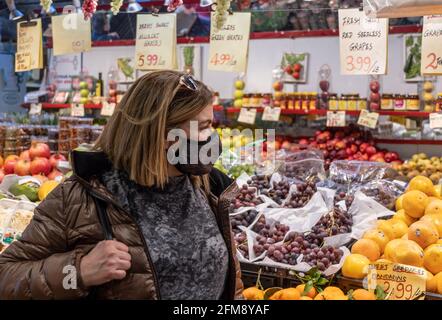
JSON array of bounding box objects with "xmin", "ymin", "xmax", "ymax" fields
[
  {"xmin": 279, "ymin": 94, "xmax": 287, "ymax": 110},
  {"xmin": 347, "ymin": 95, "xmax": 358, "ymax": 111},
  {"xmin": 381, "ymin": 94, "xmax": 394, "ymax": 110},
  {"xmin": 294, "ymin": 93, "xmax": 302, "ymax": 110},
  {"xmin": 242, "ymin": 94, "xmax": 251, "ymax": 108},
  {"xmin": 357, "ymin": 98, "xmax": 367, "ymax": 110},
  {"xmin": 250, "ymin": 94, "xmax": 262, "ymax": 108},
  {"xmin": 394, "ymin": 95, "xmax": 406, "ymax": 111},
  {"xmin": 301, "ymin": 93, "xmax": 310, "ymax": 110},
  {"xmin": 328, "ymin": 94, "xmax": 338, "ymax": 110},
  {"xmin": 262, "ymin": 93, "xmax": 272, "ymax": 107},
  {"xmin": 309, "ymin": 92, "xmax": 318, "ymax": 110},
  {"xmin": 406, "ymin": 94, "xmax": 420, "ymax": 111},
  {"xmin": 287, "ymin": 93, "xmax": 295, "ymax": 110},
  {"xmin": 436, "ymin": 93, "xmax": 442, "ymax": 112},
  {"xmin": 338, "ymin": 96, "xmax": 347, "ymax": 111}
]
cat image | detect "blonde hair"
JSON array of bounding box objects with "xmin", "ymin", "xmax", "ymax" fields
[{"xmin": 95, "ymin": 70, "xmax": 213, "ymax": 191}]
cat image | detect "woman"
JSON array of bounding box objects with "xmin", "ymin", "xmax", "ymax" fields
[{"xmin": 0, "ymin": 70, "xmax": 243, "ymax": 300}]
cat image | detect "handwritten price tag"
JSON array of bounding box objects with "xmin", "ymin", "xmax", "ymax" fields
[
  {"xmin": 429, "ymin": 113, "xmax": 442, "ymax": 129},
  {"xmin": 262, "ymin": 107, "xmax": 281, "ymax": 121},
  {"xmin": 51, "ymin": 13, "xmax": 91, "ymax": 56},
  {"xmin": 326, "ymin": 111, "xmax": 346, "ymax": 127},
  {"xmin": 368, "ymin": 262, "xmax": 426, "ymax": 300},
  {"xmin": 210, "ymin": 53, "xmax": 237, "ymax": 66},
  {"xmin": 422, "ymin": 16, "xmax": 442, "ymax": 75},
  {"xmin": 338, "ymin": 9, "xmax": 388, "ymax": 75},
  {"xmin": 101, "ymin": 102, "xmax": 116, "ymax": 117},
  {"xmin": 29, "ymin": 103, "xmax": 42, "ymax": 115},
  {"xmin": 71, "ymin": 103, "xmax": 85, "ymax": 117},
  {"xmin": 358, "ymin": 109, "xmax": 379, "ymax": 129},
  {"xmin": 237, "ymin": 108, "xmax": 257, "ymax": 125}
]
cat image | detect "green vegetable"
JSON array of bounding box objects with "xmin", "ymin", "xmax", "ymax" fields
[
  {"xmin": 9, "ymin": 182, "xmax": 39, "ymax": 202},
  {"xmin": 117, "ymin": 58, "xmax": 134, "ymax": 79},
  {"xmin": 183, "ymin": 46, "xmax": 194, "ymax": 67}
]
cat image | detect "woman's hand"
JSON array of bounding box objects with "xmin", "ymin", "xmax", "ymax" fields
[{"xmin": 80, "ymin": 240, "xmax": 131, "ymax": 288}]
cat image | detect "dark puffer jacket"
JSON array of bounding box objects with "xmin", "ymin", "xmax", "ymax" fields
[{"xmin": 0, "ymin": 150, "xmax": 243, "ymax": 299}]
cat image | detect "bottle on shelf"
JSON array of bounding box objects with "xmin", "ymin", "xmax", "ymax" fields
[{"xmin": 95, "ymin": 72, "xmax": 103, "ymax": 97}]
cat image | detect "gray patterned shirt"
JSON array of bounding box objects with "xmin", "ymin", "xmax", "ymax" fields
[{"xmin": 100, "ymin": 169, "xmax": 229, "ymax": 300}]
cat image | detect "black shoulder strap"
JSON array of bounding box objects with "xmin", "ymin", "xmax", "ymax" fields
[{"xmin": 92, "ymin": 197, "xmax": 113, "ymax": 240}]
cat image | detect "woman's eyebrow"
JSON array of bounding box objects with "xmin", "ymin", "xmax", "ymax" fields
[{"xmin": 199, "ymin": 119, "xmax": 212, "ymax": 127}]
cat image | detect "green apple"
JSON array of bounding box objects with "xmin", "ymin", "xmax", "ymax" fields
[
  {"xmin": 234, "ymin": 80, "xmax": 245, "ymax": 90},
  {"xmin": 234, "ymin": 90, "xmax": 244, "ymax": 99},
  {"xmin": 79, "ymin": 81, "xmax": 88, "ymax": 89},
  {"xmin": 80, "ymin": 89, "xmax": 89, "ymax": 97},
  {"xmin": 234, "ymin": 99, "xmax": 243, "ymax": 108},
  {"xmin": 80, "ymin": 97, "xmax": 88, "ymax": 104}
]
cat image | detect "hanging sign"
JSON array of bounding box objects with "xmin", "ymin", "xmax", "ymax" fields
[
  {"xmin": 262, "ymin": 107, "xmax": 281, "ymax": 121},
  {"xmin": 208, "ymin": 12, "xmax": 251, "ymax": 73},
  {"xmin": 421, "ymin": 15, "xmax": 442, "ymax": 75},
  {"xmin": 326, "ymin": 111, "xmax": 346, "ymax": 127},
  {"xmin": 358, "ymin": 109, "xmax": 379, "ymax": 129},
  {"xmin": 135, "ymin": 14, "xmax": 177, "ymax": 70},
  {"xmin": 338, "ymin": 9, "xmax": 388, "ymax": 75},
  {"xmin": 367, "ymin": 262, "xmax": 426, "ymax": 300},
  {"xmin": 15, "ymin": 19, "xmax": 43, "ymax": 72},
  {"xmin": 52, "ymin": 13, "xmax": 92, "ymax": 56},
  {"xmin": 237, "ymin": 108, "xmax": 257, "ymax": 125}
]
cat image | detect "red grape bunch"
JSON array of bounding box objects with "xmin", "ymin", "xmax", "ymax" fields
[
  {"xmin": 252, "ymin": 217, "xmax": 290, "ymax": 257},
  {"xmin": 311, "ymin": 207, "xmax": 353, "ymax": 237},
  {"xmin": 283, "ymin": 181, "xmax": 317, "ymax": 208},
  {"xmin": 230, "ymin": 210, "xmax": 258, "ymax": 234},
  {"xmin": 247, "ymin": 175, "xmax": 271, "ymax": 192},
  {"xmin": 234, "ymin": 232, "xmax": 249, "ymax": 259},
  {"xmin": 229, "ymin": 185, "xmax": 263, "ymax": 212},
  {"xmin": 261, "ymin": 180, "xmax": 290, "ymax": 205}
]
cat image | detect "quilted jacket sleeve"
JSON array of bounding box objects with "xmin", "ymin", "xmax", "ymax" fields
[{"xmin": 0, "ymin": 183, "xmax": 89, "ymax": 299}]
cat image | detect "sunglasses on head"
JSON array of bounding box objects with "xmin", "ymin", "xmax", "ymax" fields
[{"xmin": 179, "ymin": 74, "xmax": 198, "ymax": 91}]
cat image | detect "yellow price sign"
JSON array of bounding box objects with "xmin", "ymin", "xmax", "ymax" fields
[{"xmin": 367, "ymin": 262, "xmax": 426, "ymax": 300}]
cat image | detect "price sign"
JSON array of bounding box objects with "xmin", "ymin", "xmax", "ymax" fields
[
  {"xmin": 237, "ymin": 108, "xmax": 257, "ymax": 125},
  {"xmin": 51, "ymin": 13, "xmax": 91, "ymax": 56},
  {"xmin": 135, "ymin": 14, "xmax": 177, "ymax": 70},
  {"xmin": 422, "ymin": 15, "xmax": 442, "ymax": 75},
  {"xmin": 208, "ymin": 12, "xmax": 251, "ymax": 73},
  {"xmin": 101, "ymin": 102, "xmax": 116, "ymax": 117},
  {"xmin": 326, "ymin": 111, "xmax": 346, "ymax": 127},
  {"xmin": 358, "ymin": 109, "xmax": 379, "ymax": 129},
  {"xmin": 262, "ymin": 107, "xmax": 281, "ymax": 121},
  {"xmin": 367, "ymin": 262, "xmax": 426, "ymax": 300},
  {"xmin": 338, "ymin": 9, "xmax": 388, "ymax": 75},
  {"xmin": 15, "ymin": 19, "xmax": 43, "ymax": 72},
  {"xmin": 71, "ymin": 103, "xmax": 85, "ymax": 117},
  {"xmin": 29, "ymin": 103, "xmax": 42, "ymax": 115},
  {"xmin": 429, "ymin": 113, "xmax": 442, "ymax": 129}
]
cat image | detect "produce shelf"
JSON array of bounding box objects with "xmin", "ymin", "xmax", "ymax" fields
[
  {"xmin": 375, "ymin": 139, "xmax": 442, "ymax": 145},
  {"xmin": 21, "ymin": 103, "xmax": 103, "ymax": 109}
]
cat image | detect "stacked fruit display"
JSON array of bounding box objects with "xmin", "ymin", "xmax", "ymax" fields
[
  {"xmin": 395, "ymin": 153, "xmax": 442, "ymax": 184},
  {"xmin": 233, "ymin": 79, "xmax": 245, "ymax": 108},
  {"xmin": 369, "ymin": 78, "xmax": 381, "ymax": 111},
  {"xmin": 423, "ymin": 80, "xmax": 435, "ymax": 112},
  {"xmin": 342, "ymin": 175, "xmax": 442, "ymax": 295}
]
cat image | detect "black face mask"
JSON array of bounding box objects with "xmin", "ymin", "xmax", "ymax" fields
[{"xmin": 173, "ymin": 130, "xmax": 222, "ymax": 176}]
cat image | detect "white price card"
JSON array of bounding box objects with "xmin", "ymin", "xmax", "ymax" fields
[
  {"xmin": 358, "ymin": 109, "xmax": 379, "ymax": 129},
  {"xmin": 101, "ymin": 102, "xmax": 116, "ymax": 117},
  {"xmin": 57, "ymin": 160, "xmax": 71, "ymax": 170},
  {"xmin": 326, "ymin": 111, "xmax": 346, "ymax": 127},
  {"xmin": 29, "ymin": 103, "xmax": 42, "ymax": 115},
  {"xmin": 237, "ymin": 108, "xmax": 257, "ymax": 125},
  {"xmin": 52, "ymin": 13, "xmax": 92, "ymax": 56},
  {"xmin": 262, "ymin": 107, "xmax": 281, "ymax": 121},
  {"xmin": 71, "ymin": 103, "xmax": 85, "ymax": 117},
  {"xmin": 422, "ymin": 15, "xmax": 442, "ymax": 75},
  {"xmin": 429, "ymin": 113, "xmax": 442, "ymax": 129},
  {"xmin": 338, "ymin": 9, "xmax": 389, "ymax": 75}
]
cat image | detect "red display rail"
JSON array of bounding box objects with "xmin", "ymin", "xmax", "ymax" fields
[
  {"xmin": 375, "ymin": 139, "xmax": 442, "ymax": 145},
  {"xmin": 22, "ymin": 103, "xmax": 102, "ymax": 109}
]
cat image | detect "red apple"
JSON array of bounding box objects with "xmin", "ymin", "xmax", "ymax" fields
[
  {"xmin": 366, "ymin": 146, "xmax": 377, "ymax": 156},
  {"xmin": 350, "ymin": 144, "xmax": 358, "ymax": 154},
  {"xmin": 4, "ymin": 155, "xmax": 19, "ymax": 174},
  {"xmin": 281, "ymin": 141, "xmax": 291, "ymax": 150},
  {"xmin": 310, "ymin": 141, "xmax": 318, "ymax": 148},
  {"xmin": 293, "ymin": 63, "xmax": 302, "ymax": 72},
  {"xmin": 315, "ymin": 130, "xmax": 322, "ymax": 137},
  {"xmin": 346, "ymin": 147, "xmax": 353, "ymax": 156},
  {"xmin": 32, "ymin": 174, "xmax": 48, "ymax": 184},
  {"xmin": 335, "ymin": 141, "xmax": 346, "ymax": 150},
  {"xmin": 274, "ymin": 141, "xmax": 281, "ymax": 150},
  {"xmin": 29, "ymin": 142, "xmax": 51, "ymax": 159},
  {"xmin": 347, "ymin": 156, "xmax": 354, "ymax": 161},
  {"xmin": 30, "ymin": 157, "xmax": 52, "ymax": 176},
  {"xmin": 390, "ymin": 152, "xmax": 399, "ymax": 161},
  {"xmin": 48, "ymin": 169, "xmax": 63, "ymax": 180},
  {"xmin": 362, "ymin": 154, "xmax": 369, "ymax": 161},
  {"xmin": 272, "ymin": 81, "xmax": 284, "ymax": 91},
  {"xmin": 284, "ymin": 65, "xmax": 293, "ymax": 74},
  {"xmin": 290, "ymin": 145, "xmax": 300, "ymax": 153},
  {"xmin": 370, "ymin": 92, "xmax": 381, "ymax": 102},
  {"xmin": 375, "ymin": 158, "xmax": 386, "ymax": 163},
  {"xmin": 337, "ymin": 150, "xmax": 347, "ymax": 160},
  {"xmin": 335, "ymin": 132, "xmax": 345, "ymax": 140},
  {"xmin": 292, "ymin": 72, "xmax": 300, "ymax": 80},
  {"xmin": 370, "ymin": 80, "xmax": 380, "ymax": 93},
  {"xmin": 0, "ymin": 168, "xmax": 4, "ymax": 183},
  {"xmin": 359, "ymin": 143, "xmax": 369, "ymax": 153},
  {"xmin": 299, "ymin": 138, "xmax": 309, "ymax": 146},
  {"xmin": 49, "ymin": 154, "xmax": 67, "ymax": 169},
  {"xmin": 14, "ymin": 159, "xmax": 31, "ymax": 176},
  {"xmin": 108, "ymin": 89, "xmax": 117, "ymax": 97},
  {"xmin": 19, "ymin": 150, "xmax": 31, "ymax": 161}
]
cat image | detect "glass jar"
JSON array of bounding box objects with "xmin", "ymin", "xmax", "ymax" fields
[
  {"xmin": 338, "ymin": 96, "xmax": 347, "ymax": 111},
  {"xmin": 309, "ymin": 92, "xmax": 317, "ymax": 110},
  {"xmin": 436, "ymin": 93, "xmax": 442, "ymax": 112},
  {"xmin": 381, "ymin": 94, "xmax": 394, "ymax": 110},
  {"xmin": 406, "ymin": 94, "xmax": 420, "ymax": 111},
  {"xmin": 358, "ymin": 98, "xmax": 367, "ymax": 110},
  {"xmin": 301, "ymin": 93, "xmax": 309, "ymax": 110},
  {"xmin": 294, "ymin": 93, "xmax": 302, "ymax": 110},
  {"xmin": 347, "ymin": 95, "xmax": 358, "ymax": 111},
  {"xmin": 394, "ymin": 95, "xmax": 405, "ymax": 111},
  {"xmin": 279, "ymin": 94, "xmax": 287, "ymax": 110},
  {"xmin": 262, "ymin": 93, "xmax": 272, "ymax": 107},
  {"xmin": 328, "ymin": 94, "xmax": 338, "ymax": 110},
  {"xmin": 287, "ymin": 93, "xmax": 295, "ymax": 110},
  {"xmin": 250, "ymin": 94, "xmax": 261, "ymax": 108},
  {"xmin": 213, "ymin": 92, "xmax": 220, "ymax": 106},
  {"xmin": 242, "ymin": 94, "xmax": 251, "ymax": 108}
]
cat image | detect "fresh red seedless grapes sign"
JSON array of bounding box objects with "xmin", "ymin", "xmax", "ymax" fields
[{"xmin": 338, "ymin": 9, "xmax": 389, "ymax": 75}]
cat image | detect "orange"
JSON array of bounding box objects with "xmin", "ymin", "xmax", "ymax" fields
[
  {"xmin": 295, "ymin": 284, "xmax": 317, "ymax": 298},
  {"xmin": 403, "ymin": 190, "xmax": 430, "ymax": 219},
  {"xmin": 387, "ymin": 239, "xmax": 424, "ymax": 267},
  {"xmin": 376, "ymin": 258, "xmax": 392, "ymax": 263},
  {"xmin": 402, "ymin": 233, "xmax": 409, "ymax": 240},
  {"xmin": 314, "ymin": 292, "xmax": 326, "ymax": 300},
  {"xmin": 408, "ymin": 221, "xmax": 439, "ymax": 249},
  {"xmin": 299, "ymin": 296, "xmax": 313, "ymax": 300},
  {"xmin": 389, "ymin": 219, "xmax": 409, "ymax": 239},
  {"xmin": 421, "ymin": 213, "xmax": 442, "ymax": 236},
  {"xmin": 363, "ymin": 229, "xmax": 390, "ymax": 254},
  {"xmin": 323, "ymin": 286, "xmax": 345, "ymax": 296},
  {"xmin": 396, "ymin": 194, "xmax": 404, "ymax": 211},
  {"xmin": 384, "ymin": 239, "xmax": 405, "ymax": 261},
  {"xmin": 328, "ymin": 294, "xmax": 348, "ymax": 300},
  {"xmin": 377, "ymin": 220, "xmax": 396, "ymax": 240},
  {"xmin": 277, "ymin": 288, "xmax": 301, "ymax": 300},
  {"xmin": 425, "ymin": 199, "xmax": 442, "ymax": 215},
  {"xmin": 242, "ymin": 287, "xmax": 264, "ymax": 300},
  {"xmin": 423, "ymin": 244, "xmax": 442, "ymax": 274},
  {"xmin": 393, "ymin": 209, "xmax": 417, "ymax": 227},
  {"xmin": 351, "ymin": 239, "xmax": 381, "ymax": 262},
  {"xmin": 342, "ymin": 254, "xmax": 370, "ymax": 279},
  {"xmin": 435, "ymin": 272, "xmax": 442, "ymax": 294},
  {"xmin": 428, "ymin": 197, "xmax": 441, "ymax": 204},
  {"xmin": 425, "ymin": 271, "xmax": 438, "ymax": 293},
  {"xmin": 407, "ymin": 175, "xmax": 436, "ymax": 196},
  {"xmin": 351, "ymin": 289, "xmax": 376, "ymax": 300},
  {"xmin": 435, "ymin": 185, "xmax": 442, "ymax": 198}
]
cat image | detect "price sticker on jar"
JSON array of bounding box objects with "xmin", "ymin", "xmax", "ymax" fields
[
  {"xmin": 101, "ymin": 102, "xmax": 116, "ymax": 117},
  {"xmin": 262, "ymin": 107, "xmax": 281, "ymax": 121},
  {"xmin": 338, "ymin": 9, "xmax": 388, "ymax": 75},
  {"xmin": 71, "ymin": 103, "xmax": 85, "ymax": 117},
  {"xmin": 29, "ymin": 103, "xmax": 42, "ymax": 115},
  {"xmin": 429, "ymin": 113, "xmax": 442, "ymax": 129},
  {"xmin": 367, "ymin": 262, "xmax": 426, "ymax": 300},
  {"xmin": 358, "ymin": 109, "xmax": 379, "ymax": 129},
  {"xmin": 422, "ymin": 15, "xmax": 442, "ymax": 75},
  {"xmin": 237, "ymin": 108, "xmax": 257, "ymax": 125},
  {"xmin": 326, "ymin": 111, "xmax": 346, "ymax": 127}
]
